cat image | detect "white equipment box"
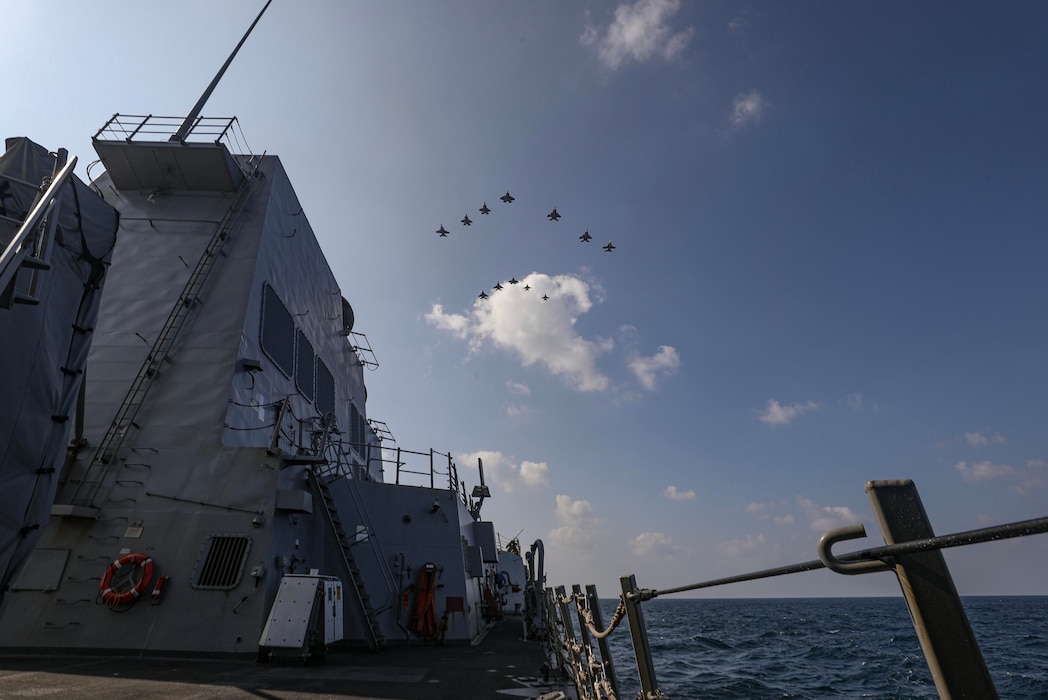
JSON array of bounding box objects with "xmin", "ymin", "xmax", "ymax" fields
[{"xmin": 258, "ymin": 574, "xmax": 343, "ymax": 660}]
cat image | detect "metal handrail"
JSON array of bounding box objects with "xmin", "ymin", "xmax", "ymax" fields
[
  {"xmin": 0, "ymin": 154, "xmax": 77, "ymax": 297},
  {"xmin": 639, "ymin": 515, "xmax": 1048, "ymax": 600}
]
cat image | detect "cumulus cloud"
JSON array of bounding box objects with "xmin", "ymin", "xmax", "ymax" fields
[
  {"xmin": 549, "ymin": 494, "xmax": 606, "ymax": 551},
  {"xmin": 964, "ymin": 431, "xmax": 1007, "ymax": 447},
  {"xmin": 628, "ymin": 345, "xmax": 681, "ymax": 389},
  {"xmin": 730, "ymin": 90, "xmax": 765, "ymax": 128},
  {"xmin": 717, "ymin": 533, "xmax": 779, "ymax": 561},
  {"xmin": 955, "ymin": 460, "xmax": 1015, "ymax": 483},
  {"xmin": 797, "ymin": 497, "xmax": 860, "ymax": 532},
  {"xmin": 663, "ymin": 485, "xmax": 696, "ymax": 501},
  {"xmin": 426, "ymin": 273, "xmax": 613, "ymax": 392},
  {"xmin": 756, "ymin": 398, "xmax": 819, "ymax": 426},
  {"xmin": 458, "ymin": 450, "xmax": 550, "ymax": 493},
  {"xmin": 507, "ymin": 380, "xmax": 531, "ymax": 396},
  {"xmin": 581, "ymin": 0, "xmax": 695, "ymax": 71},
  {"xmin": 629, "ymin": 531, "xmax": 682, "ymax": 557}
]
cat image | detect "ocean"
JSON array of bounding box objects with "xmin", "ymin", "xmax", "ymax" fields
[{"xmin": 597, "ymin": 597, "xmax": 1048, "ymax": 699}]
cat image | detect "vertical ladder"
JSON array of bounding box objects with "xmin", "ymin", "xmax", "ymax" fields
[
  {"xmin": 308, "ymin": 470, "xmax": 385, "ymax": 650},
  {"xmin": 67, "ymin": 171, "xmax": 256, "ymax": 507}
]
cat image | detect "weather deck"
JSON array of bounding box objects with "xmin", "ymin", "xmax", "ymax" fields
[{"xmin": 0, "ymin": 614, "xmax": 570, "ymax": 700}]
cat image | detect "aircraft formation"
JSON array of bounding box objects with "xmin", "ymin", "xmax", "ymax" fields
[{"xmin": 431, "ymin": 189, "xmax": 617, "ymax": 304}]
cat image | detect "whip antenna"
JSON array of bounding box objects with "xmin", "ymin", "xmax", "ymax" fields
[{"xmin": 170, "ymin": 0, "xmax": 273, "ymax": 142}]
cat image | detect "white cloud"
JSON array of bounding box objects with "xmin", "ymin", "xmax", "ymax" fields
[
  {"xmin": 730, "ymin": 90, "xmax": 765, "ymax": 128},
  {"xmin": 506, "ymin": 380, "xmax": 531, "ymax": 396},
  {"xmin": 797, "ymin": 496, "xmax": 860, "ymax": 532},
  {"xmin": 458, "ymin": 450, "xmax": 550, "ymax": 493},
  {"xmin": 964, "ymin": 431, "xmax": 1007, "ymax": 446},
  {"xmin": 582, "ymin": 0, "xmax": 694, "ymax": 71},
  {"xmin": 717, "ymin": 532, "xmax": 779, "ymax": 561},
  {"xmin": 628, "ymin": 345, "xmax": 681, "ymax": 390},
  {"xmin": 549, "ymin": 494, "xmax": 606, "ymax": 550},
  {"xmin": 663, "ymin": 485, "xmax": 696, "ymax": 501},
  {"xmin": 756, "ymin": 398, "xmax": 819, "ymax": 426},
  {"xmin": 519, "ymin": 461, "xmax": 550, "ymax": 488},
  {"xmin": 629, "ymin": 531, "xmax": 682, "ymax": 557},
  {"xmin": 773, "ymin": 514, "xmax": 795, "ymax": 526},
  {"xmin": 746, "ymin": 501, "xmax": 773, "ymax": 513},
  {"xmin": 426, "ymin": 273, "xmax": 613, "ymax": 392},
  {"xmin": 955, "ymin": 460, "xmax": 1015, "ymax": 483}
]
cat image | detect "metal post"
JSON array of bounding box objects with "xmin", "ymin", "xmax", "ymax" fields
[
  {"xmin": 555, "ymin": 586, "xmax": 588, "ymax": 695},
  {"xmin": 866, "ymin": 480, "xmax": 998, "ymax": 699},
  {"xmin": 586, "ymin": 584, "xmax": 620, "ymax": 698},
  {"xmin": 620, "ymin": 575, "xmax": 662, "ymax": 699},
  {"xmin": 571, "ymin": 584, "xmax": 597, "ymax": 698}
]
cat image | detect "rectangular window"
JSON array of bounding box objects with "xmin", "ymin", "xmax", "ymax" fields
[
  {"xmin": 316, "ymin": 359, "xmax": 335, "ymax": 416},
  {"xmin": 295, "ymin": 330, "xmax": 315, "ymax": 402},
  {"xmin": 260, "ymin": 284, "xmax": 295, "ymax": 377}
]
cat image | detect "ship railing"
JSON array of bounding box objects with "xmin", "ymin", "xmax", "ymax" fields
[
  {"xmin": 549, "ymin": 479, "xmax": 1048, "ymax": 700},
  {"xmin": 92, "ymin": 113, "xmax": 260, "ymax": 175}
]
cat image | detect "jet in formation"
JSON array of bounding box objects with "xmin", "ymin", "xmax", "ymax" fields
[
  {"xmin": 579, "ymin": 231, "xmax": 592, "ymax": 243},
  {"xmin": 508, "ymin": 277, "xmax": 518, "ymax": 285},
  {"xmin": 542, "ymin": 294, "xmax": 549, "ymax": 301},
  {"xmin": 461, "ymin": 214, "xmax": 472, "ymax": 226},
  {"xmin": 603, "ymin": 242, "xmax": 616, "ymax": 252},
  {"xmin": 493, "ymin": 282, "xmax": 503, "ymax": 291},
  {"xmin": 479, "ymin": 202, "xmax": 491, "ymax": 215},
  {"xmin": 547, "ymin": 207, "xmax": 561, "ymax": 222},
  {"xmin": 436, "ymin": 225, "xmax": 449, "ymax": 237},
  {"xmin": 501, "ymin": 191, "xmax": 515, "ymax": 203},
  {"xmin": 523, "ymin": 284, "xmax": 531, "ymax": 291},
  {"xmin": 478, "ymin": 290, "xmax": 488, "ymax": 299}
]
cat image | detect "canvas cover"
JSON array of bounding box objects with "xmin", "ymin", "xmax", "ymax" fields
[{"xmin": 0, "ymin": 137, "xmax": 119, "ymax": 609}]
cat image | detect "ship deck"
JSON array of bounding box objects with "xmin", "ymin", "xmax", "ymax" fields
[{"xmin": 0, "ymin": 614, "xmax": 572, "ymax": 699}]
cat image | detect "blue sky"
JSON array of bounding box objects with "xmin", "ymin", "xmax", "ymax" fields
[{"xmin": 6, "ymin": 0, "xmax": 1048, "ymax": 597}]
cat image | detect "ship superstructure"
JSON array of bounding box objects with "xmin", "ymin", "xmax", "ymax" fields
[{"xmin": 0, "ymin": 115, "xmax": 508, "ymax": 656}]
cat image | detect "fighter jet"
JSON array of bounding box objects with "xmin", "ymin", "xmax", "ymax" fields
[
  {"xmin": 500, "ymin": 191, "xmax": 515, "ymax": 203},
  {"xmin": 579, "ymin": 230, "xmax": 592, "ymax": 243},
  {"xmin": 493, "ymin": 282, "xmax": 503, "ymax": 291},
  {"xmin": 547, "ymin": 207, "xmax": 561, "ymax": 222},
  {"xmin": 479, "ymin": 202, "xmax": 491, "ymax": 215},
  {"xmin": 508, "ymin": 277, "xmax": 519, "ymax": 285},
  {"xmin": 436, "ymin": 225, "xmax": 449, "ymax": 237},
  {"xmin": 541, "ymin": 294, "xmax": 549, "ymax": 301},
  {"xmin": 603, "ymin": 242, "xmax": 616, "ymax": 252},
  {"xmin": 478, "ymin": 290, "xmax": 488, "ymax": 299},
  {"xmin": 461, "ymin": 214, "xmax": 472, "ymax": 226},
  {"xmin": 523, "ymin": 284, "xmax": 531, "ymax": 291}
]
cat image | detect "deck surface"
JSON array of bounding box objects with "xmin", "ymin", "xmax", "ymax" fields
[{"xmin": 0, "ymin": 615, "xmax": 572, "ymax": 699}]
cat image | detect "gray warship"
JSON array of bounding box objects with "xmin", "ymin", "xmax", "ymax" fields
[{"xmin": 0, "ymin": 7, "xmax": 541, "ymax": 662}]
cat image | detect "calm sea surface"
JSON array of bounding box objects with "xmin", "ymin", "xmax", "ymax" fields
[{"xmin": 596, "ymin": 597, "xmax": 1047, "ymax": 699}]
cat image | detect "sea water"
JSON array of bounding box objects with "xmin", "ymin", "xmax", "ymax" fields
[{"xmin": 597, "ymin": 597, "xmax": 1047, "ymax": 699}]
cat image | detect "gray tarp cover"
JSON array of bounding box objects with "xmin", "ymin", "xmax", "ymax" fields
[{"xmin": 0, "ymin": 137, "xmax": 118, "ymax": 605}]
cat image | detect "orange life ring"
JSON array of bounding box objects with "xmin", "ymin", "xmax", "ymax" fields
[{"xmin": 98, "ymin": 553, "xmax": 154, "ymax": 606}]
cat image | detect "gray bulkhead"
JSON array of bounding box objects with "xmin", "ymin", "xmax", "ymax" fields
[{"xmin": 0, "ymin": 140, "xmax": 499, "ymax": 654}]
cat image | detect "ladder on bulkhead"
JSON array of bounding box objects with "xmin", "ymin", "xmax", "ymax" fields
[
  {"xmin": 307, "ymin": 470, "xmax": 385, "ymax": 650},
  {"xmin": 66, "ymin": 170, "xmax": 256, "ymax": 508}
]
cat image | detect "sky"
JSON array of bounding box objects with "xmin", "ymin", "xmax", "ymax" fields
[{"xmin": 5, "ymin": 0, "xmax": 1048, "ymax": 598}]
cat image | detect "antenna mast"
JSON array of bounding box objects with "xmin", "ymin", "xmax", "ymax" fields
[{"xmin": 170, "ymin": 0, "xmax": 273, "ymax": 142}]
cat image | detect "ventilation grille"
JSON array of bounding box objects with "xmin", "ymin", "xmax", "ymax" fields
[{"xmin": 192, "ymin": 534, "xmax": 251, "ymax": 589}]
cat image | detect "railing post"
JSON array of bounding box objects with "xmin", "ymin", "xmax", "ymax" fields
[
  {"xmin": 586, "ymin": 584, "xmax": 619, "ymax": 698},
  {"xmin": 395, "ymin": 446, "xmax": 402, "ymax": 485},
  {"xmin": 555, "ymin": 585, "xmax": 592, "ymax": 698},
  {"xmin": 865, "ymin": 480, "xmax": 998, "ymax": 699},
  {"xmin": 620, "ymin": 575, "xmax": 662, "ymax": 699}
]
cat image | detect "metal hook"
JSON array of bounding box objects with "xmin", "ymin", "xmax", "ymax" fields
[{"xmin": 818, "ymin": 524, "xmax": 894, "ymax": 575}]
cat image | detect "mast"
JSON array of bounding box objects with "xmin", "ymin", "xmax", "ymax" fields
[{"xmin": 169, "ymin": 0, "xmax": 273, "ymax": 143}]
